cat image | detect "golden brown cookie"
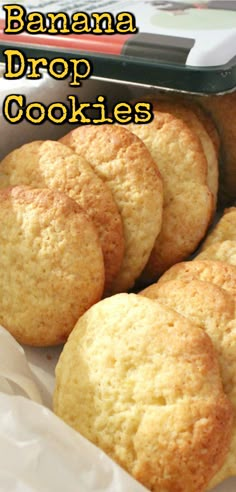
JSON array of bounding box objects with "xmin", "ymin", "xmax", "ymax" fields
[
  {"xmin": 197, "ymin": 240, "xmax": 236, "ymax": 267},
  {"xmin": 158, "ymin": 260, "xmax": 236, "ymax": 300},
  {"xmin": 148, "ymin": 98, "xmax": 219, "ymax": 210},
  {"xmin": 164, "ymin": 94, "xmax": 221, "ymax": 155},
  {"xmin": 60, "ymin": 125, "xmax": 163, "ymax": 293},
  {"xmin": 54, "ymin": 293, "xmax": 232, "ymax": 492},
  {"xmin": 140, "ymin": 279, "xmax": 236, "ymax": 489},
  {"xmin": 125, "ymin": 111, "xmax": 213, "ymax": 281},
  {"xmin": 196, "ymin": 92, "xmax": 236, "ymax": 204},
  {"xmin": 190, "ymin": 100, "xmax": 221, "ymax": 157},
  {"xmin": 201, "ymin": 207, "xmax": 236, "ymax": 251},
  {"xmin": 0, "ymin": 186, "xmax": 104, "ymax": 346},
  {"xmin": 0, "ymin": 140, "xmax": 124, "ymax": 293}
]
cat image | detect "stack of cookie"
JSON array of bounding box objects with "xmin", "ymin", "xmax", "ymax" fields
[
  {"xmin": 60, "ymin": 126, "xmax": 164, "ymax": 292},
  {"xmin": 134, "ymin": 206, "xmax": 236, "ymax": 489},
  {"xmin": 52, "ymin": 99, "xmax": 235, "ymax": 491},
  {"xmin": 53, "ymin": 202, "xmax": 236, "ymax": 490},
  {"xmin": 60, "ymin": 99, "xmax": 218, "ymax": 284},
  {"xmin": 53, "ymin": 206, "xmax": 236, "ymax": 491},
  {"xmin": 0, "ymin": 92, "xmax": 234, "ymax": 351},
  {"xmin": 0, "ymin": 131, "xmax": 163, "ymax": 345},
  {"xmin": 0, "ymin": 91, "xmax": 236, "ymax": 492},
  {"xmin": 149, "ymin": 91, "xmax": 236, "ymax": 205}
]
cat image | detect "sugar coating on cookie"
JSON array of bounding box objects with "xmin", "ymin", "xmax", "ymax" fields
[
  {"xmin": 0, "ymin": 186, "xmax": 104, "ymax": 346},
  {"xmin": 141, "ymin": 279, "xmax": 236, "ymax": 488},
  {"xmin": 158, "ymin": 260, "xmax": 236, "ymax": 300},
  {"xmin": 0, "ymin": 140, "xmax": 124, "ymax": 293},
  {"xmin": 54, "ymin": 293, "xmax": 232, "ymax": 492},
  {"xmin": 60, "ymin": 125, "xmax": 163, "ymax": 293},
  {"xmin": 126, "ymin": 111, "xmax": 213, "ymax": 281},
  {"xmin": 201, "ymin": 207, "xmax": 236, "ymax": 251}
]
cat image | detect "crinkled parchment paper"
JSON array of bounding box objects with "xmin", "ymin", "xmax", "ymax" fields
[{"xmin": 0, "ymin": 326, "xmax": 148, "ymax": 492}]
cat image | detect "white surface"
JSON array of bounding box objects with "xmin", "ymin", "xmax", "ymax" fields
[
  {"xmin": 0, "ymin": 327, "xmax": 148, "ymax": 492},
  {"xmin": 0, "ymin": 326, "xmax": 235, "ymax": 492}
]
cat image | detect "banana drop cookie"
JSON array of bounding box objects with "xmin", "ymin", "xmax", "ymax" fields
[
  {"xmin": 168, "ymin": 95, "xmax": 220, "ymax": 154},
  {"xmin": 0, "ymin": 186, "xmax": 104, "ymax": 346},
  {"xmin": 0, "ymin": 140, "xmax": 124, "ymax": 293},
  {"xmin": 54, "ymin": 293, "xmax": 232, "ymax": 492},
  {"xmin": 197, "ymin": 240, "xmax": 236, "ymax": 266},
  {"xmin": 148, "ymin": 98, "xmax": 219, "ymax": 210},
  {"xmin": 187, "ymin": 99, "xmax": 220, "ymax": 156},
  {"xmin": 158, "ymin": 260, "xmax": 236, "ymax": 300},
  {"xmin": 140, "ymin": 279, "xmax": 236, "ymax": 489},
  {"xmin": 201, "ymin": 207, "xmax": 236, "ymax": 251},
  {"xmin": 60, "ymin": 126, "xmax": 163, "ymax": 293},
  {"xmin": 126, "ymin": 111, "xmax": 213, "ymax": 282}
]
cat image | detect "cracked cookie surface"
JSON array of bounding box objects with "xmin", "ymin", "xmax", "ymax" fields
[{"xmin": 54, "ymin": 293, "xmax": 232, "ymax": 492}]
